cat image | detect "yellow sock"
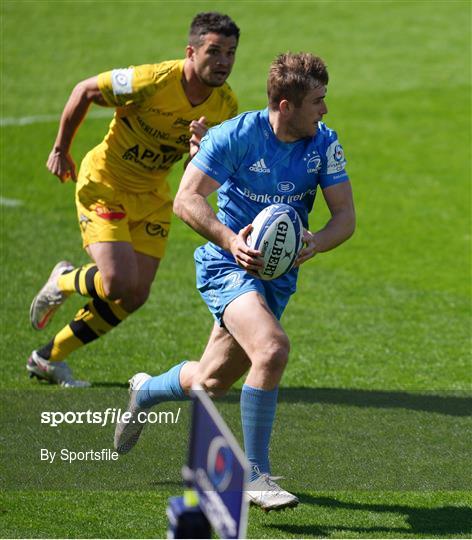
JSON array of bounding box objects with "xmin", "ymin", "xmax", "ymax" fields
[
  {"xmin": 37, "ymin": 299, "xmax": 129, "ymax": 361},
  {"xmin": 57, "ymin": 264, "xmax": 107, "ymax": 299}
]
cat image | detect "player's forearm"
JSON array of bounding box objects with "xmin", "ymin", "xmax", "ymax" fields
[
  {"xmin": 311, "ymin": 206, "xmax": 356, "ymax": 253},
  {"xmin": 53, "ymin": 78, "xmax": 105, "ymax": 152},
  {"xmin": 53, "ymin": 86, "xmax": 94, "ymax": 152},
  {"xmin": 174, "ymin": 193, "xmax": 236, "ymax": 251}
]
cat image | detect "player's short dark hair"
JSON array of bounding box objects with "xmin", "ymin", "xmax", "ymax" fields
[
  {"xmin": 189, "ymin": 12, "xmax": 240, "ymax": 47},
  {"xmin": 267, "ymin": 52, "xmax": 329, "ymax": 109}
]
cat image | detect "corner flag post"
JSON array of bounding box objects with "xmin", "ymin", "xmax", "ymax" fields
[{"xmin": 182, "ymin": 383, "xmax": 250, "ymax": 539}]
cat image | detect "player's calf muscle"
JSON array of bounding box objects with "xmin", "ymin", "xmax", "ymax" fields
[
  {"xmin": 100, "ymin": 279, "xmax": 148, "ymax": 313},
  {"xmin": 200, "ymin": 380, "xmax": 230, "ymax": 399},
  {"xmin": 181, "ymin": 361, "xmax": 236, "ymax": 399}
]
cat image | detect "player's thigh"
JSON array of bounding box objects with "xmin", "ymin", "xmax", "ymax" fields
[
  {"xmin": 194, "ymin": 323, "xmax": 251, "ymax": 392},
  {"xmin": 76, "ymin": 174, "xmax": 132, "ymax": 251},
  {"xmin": 128, "ymin": 197, "xmax": 172, "ymax": 261},
  {"xmin": 134, "ymin": 250, "xmax": 160, "ymax": 296},
  {"xmin": 223, "ymin": 291, "xmax": 289, "ymax": 363}
]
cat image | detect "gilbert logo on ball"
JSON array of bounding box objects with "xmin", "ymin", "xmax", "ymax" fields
[{"xmin": 248, "ymin": 203, "xmax": 303, "ymax": 280}]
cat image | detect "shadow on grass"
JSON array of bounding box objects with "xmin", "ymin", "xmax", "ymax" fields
[
  {"xmin": 220, "ymin": 387, "xmax": 471, "ymax": 417},
  {"xmin": 269, "ymin": 495, "xmax": 472, "ymax": 537}
]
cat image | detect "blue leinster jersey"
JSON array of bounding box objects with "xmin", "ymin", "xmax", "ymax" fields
[{"xmin": 192, "ymin": 107, "xmax": 349, "ymax": 251}]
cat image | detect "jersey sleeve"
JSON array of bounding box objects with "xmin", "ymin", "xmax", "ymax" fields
[
  {"xmin": 318, "ymin": 130, "xmax": 349, "ymax": 188},
  {"xmin": 97, "ymin": 63, "xmax": 172, "ymax": 108},
  {"xmin": 191, "ymin": 120, "xmax": 242, "ymax": 184}
]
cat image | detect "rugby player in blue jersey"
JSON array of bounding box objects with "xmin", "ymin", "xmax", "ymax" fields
[{"xmin": 114, "ymin": 52, "xmax": 355, "ymax": 510}]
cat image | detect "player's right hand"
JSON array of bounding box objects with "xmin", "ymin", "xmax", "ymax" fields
[
  {"xmin": 46, "ymin": 148, "xmax": 77, "ymax": 183},
  {"xmin": 230, "ymin": 224, "xmax": 264, "ymax": 276}
]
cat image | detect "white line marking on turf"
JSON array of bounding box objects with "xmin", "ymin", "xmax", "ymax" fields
[
  {"xmin": 0, "ymin": 196, "xmax": 24, "ymax": 207},
  {"xmin": 0, "ymin": 109, "xmax": 113, "ymax": 127}
]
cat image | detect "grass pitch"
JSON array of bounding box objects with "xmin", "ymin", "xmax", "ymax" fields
[{"xmin": 1, "ymin": 0, "xmax": 471, "ymax": 538}]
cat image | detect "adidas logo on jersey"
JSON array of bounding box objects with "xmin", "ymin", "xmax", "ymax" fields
[{"xmin": 249, "ymin": 158, "xmax": 270, "ymax": 173}]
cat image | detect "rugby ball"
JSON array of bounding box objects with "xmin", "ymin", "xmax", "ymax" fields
[{"xmin": 247, "ymin": 204, "xmax": 303, "ymax": 280}]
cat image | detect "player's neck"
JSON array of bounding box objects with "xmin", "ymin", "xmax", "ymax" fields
[
  {"xmin": 268, "ymin": 110, "xmax": 298, "ymax": 143},
  {"xmin": 182, "ymin": 61, "xmax": 213, "ymax": 106}
]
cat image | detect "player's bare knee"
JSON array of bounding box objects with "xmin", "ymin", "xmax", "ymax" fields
[
  {"xmin": 133, "ymin": 285, "xmax": 151, "ymax": 310},
  {"xmin": 255, "ymin": 335, "xmax": 290, "ymax": 374},
  {"xmin": 101, "ymin": 271, "xmax": 136, "ymax": 302}
]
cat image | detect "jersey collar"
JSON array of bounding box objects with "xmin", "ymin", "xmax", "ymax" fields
[
  {"xmin": 261, "ymin": 107, "xmax": 319, "ymax": 148},
  {"xmin": 177, "ymin": 59, "xmax": 217, "ymax": 110}
]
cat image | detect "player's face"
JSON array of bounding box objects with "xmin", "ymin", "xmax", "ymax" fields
[
  {"xmin": 288, "ymin": 85, "xmax": 328, "ymax": 139},
  {"xmin": 190, "ymin": 32, "xmax": 238, "ymax": 87}
]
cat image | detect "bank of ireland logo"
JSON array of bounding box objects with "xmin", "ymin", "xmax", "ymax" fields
[
  {"xmin": 207, "ymin": 436, "xmax": 234, "ymax": 492},
  {"xmin": 303, "ymin": 150, "xmax": 321, "ymax": 173},
  {"xmin": 277, "ymin": 181, "xmax": 295, "ymax": 193}
]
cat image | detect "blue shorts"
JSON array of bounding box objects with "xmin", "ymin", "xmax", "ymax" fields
[{"xmin": 194, "ymin": 243, "xmax": 298, "ymax": 326}]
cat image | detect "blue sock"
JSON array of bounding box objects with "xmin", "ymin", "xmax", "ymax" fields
[
  {"xmin": 240, "ymin": 384, "xmax": 279, "ymax": 481},
  {"xmin": 136, "ymin": 361, "xmax": 188, "ymax": 408}
]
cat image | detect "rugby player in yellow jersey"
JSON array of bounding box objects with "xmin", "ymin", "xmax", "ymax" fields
[{"xmin": 27, "ymin": 12, "xmax": 240, "ymax": 387}]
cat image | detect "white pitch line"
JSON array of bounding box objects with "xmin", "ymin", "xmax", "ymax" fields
[
  {"xmin": 0, "ymin": 109, "xmax": 113, "ymax": 127},
  {"xmin": 0, "ymin": 196, "xmax": 24, "ymax": 207}
]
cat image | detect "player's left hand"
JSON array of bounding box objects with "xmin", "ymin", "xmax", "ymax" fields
[
  {"xmin": 189, "ymin": 116, "xmax": 207, "ymax": 158},
  {"xmin": 295, "ymin": 229, "xmax": 318, "ymax": 266}
]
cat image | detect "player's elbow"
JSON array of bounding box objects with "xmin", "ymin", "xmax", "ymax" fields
[
  {"xmin": 337, "ymin": 205, "xmax": 356, "ymax": 242},
  {"xmin": 173, "ymin": 193, "xmax": 186, "ymax": 220},
  {"xmin": 72, "ymin": 81, "xmax": 91, "ymax": 102},
  {"xmin": 173, "ymin": 189, "xmax": 194, "ymax": 222},
  {"xmin": 72, "ymin": 77, "xmax": 102, "ymax": 106},
  {"xmin": 344, "ymin": 207, "xmax": 356, "ymax": 240}
]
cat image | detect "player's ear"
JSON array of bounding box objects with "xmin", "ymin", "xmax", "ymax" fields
[
  {"xmin": 279, "ymin": 99, "xmax": 292, "ymax": 115},
  {"xmin": 185, "ymin": 45, "xmax": 196, "ymax": 61}
]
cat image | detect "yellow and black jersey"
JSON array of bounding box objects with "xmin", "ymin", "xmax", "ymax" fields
[{"xmin": 83, "ymin": 60, "xmax": 238, "ymax": 194}]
